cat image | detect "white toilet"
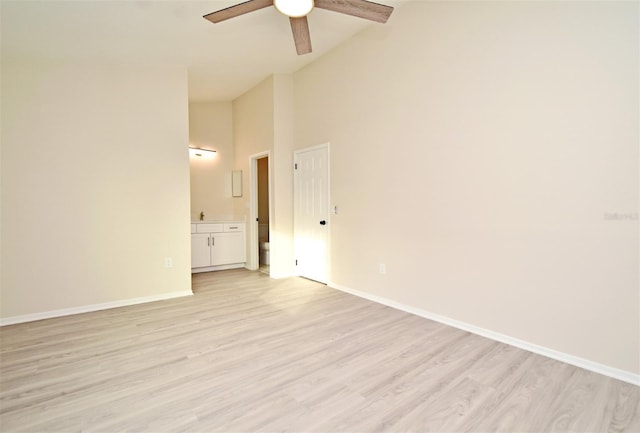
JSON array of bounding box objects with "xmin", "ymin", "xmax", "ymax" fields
[
  {"xmin": 259, "ymin": 240, "xmax": 270, "ymax": 265},
  {"xmin": 258, "ymin": 224, "xmax": 270, "ymax": 265}
]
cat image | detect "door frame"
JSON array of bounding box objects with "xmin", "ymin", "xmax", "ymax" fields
[
  {"xmin": 248, "ymin": 151, "xmax": 272, "ymax": 271},
  {"xmin": 293, "ymin": 142, "xmax": 330, "ymax": 283}
]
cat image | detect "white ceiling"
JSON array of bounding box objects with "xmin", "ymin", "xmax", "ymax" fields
[{"xmin": 1, "ymin": 0, "xmax": 403, "ymax": 101}]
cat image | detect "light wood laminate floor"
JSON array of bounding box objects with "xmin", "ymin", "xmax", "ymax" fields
[{"xmin": 1, "ymin": 269, "xmax": 638, "ymax": 432}]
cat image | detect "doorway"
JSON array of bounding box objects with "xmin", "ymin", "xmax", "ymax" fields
[
  {"xmin": 257, "ymin": 156, "xmax": 270, "ymax": 274},
  {"xmin": 294, "ymin": 143, "xmax": 329, "ymax": 284},
  {"xmin": 249, "ymin": 151, "xmax": 271, "ymax": 274}
]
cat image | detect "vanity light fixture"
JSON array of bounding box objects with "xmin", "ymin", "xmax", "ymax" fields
[
  {"xmin": 274, "ymin": 0, "xmax": 314, "ymax": 17},
  {"xmin": 189, "ymin": 147, "xmax": 217, "ymax": 158}
]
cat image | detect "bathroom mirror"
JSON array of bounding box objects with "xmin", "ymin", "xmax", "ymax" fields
[{"xmin": 232, "ymin": 170, "xmax": 243, "ymax": 197}]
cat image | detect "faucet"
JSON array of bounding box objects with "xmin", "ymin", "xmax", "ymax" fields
[{"xmin": 199, "ymin": 211, "xmax": 204, "ymax": 221}]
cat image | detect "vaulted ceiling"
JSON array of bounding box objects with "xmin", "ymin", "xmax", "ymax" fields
[{"xmin": 1, "ymin": 0, "xmax": 404, "ymax": 101}]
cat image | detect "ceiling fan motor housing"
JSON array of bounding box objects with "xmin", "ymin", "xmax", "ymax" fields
[{"xmin": 274, "ymin": 0, "xmax": 315, "ymax": 18}]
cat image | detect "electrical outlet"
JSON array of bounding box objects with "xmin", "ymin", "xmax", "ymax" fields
[
  {"xmin": 164, "ymin": 257, "xmax": 173, "ymax": 268},
  {"xmin": 379, "ymin": 264, "xmax": 386, "ymax": 274}
]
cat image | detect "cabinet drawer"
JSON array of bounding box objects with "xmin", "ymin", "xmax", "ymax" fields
[
  {"xmin": 197, "ymin": 223, "xmax": 223, "ymax": 233},
  {"xmin": 191, "ymin": 224, "xmax": 197, "ymax": 234},
  {"xmin": 224, "ymin": 223, "xmax": 244, "ymax": 232}
]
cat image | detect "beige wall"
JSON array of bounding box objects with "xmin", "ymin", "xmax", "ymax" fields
[
  {"xmin": 232, "ymin": 75, "xmax": 296, "ymax": 277},
  {"xmin": 1, "ymin": 62, "xmax": 192, "ymax": 319},
  {"xmin": 293, "ymin": 1, "xmax": 639, "ymax": 374},
  {"xmin": 232, "ymin": 77, "xmax": 275, "ymax": 270},
  {"xmin": 189, "ymin": 102, "xmax": 235, "ymax": 221},
  {"xmin": 232, "ymin": 76, "xmax": 275, "ymax": 217},
  {"xmin": 271, "ymin": 74, "xmax": 295, "ymax": 278}
]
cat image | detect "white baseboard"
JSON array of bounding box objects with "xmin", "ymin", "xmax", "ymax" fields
[
  {"xmin": 0, "ymin": 290, "xmax": 193, "ymax": 327},
  {"xmin": 191, "ymin": 263, "xmax": 245, "ymax": 273},
  {"xmin": 270, "ymin": 271, "xmax": 295, "ymax": 280},
  {"xmin": 328, "ymin": 281, "xmax": 640, "ymax": 386}
]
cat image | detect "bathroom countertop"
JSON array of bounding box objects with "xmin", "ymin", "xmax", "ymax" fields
[{"xmin": 191, "ymin": 220, "xmax": 245, "ymax": 224}]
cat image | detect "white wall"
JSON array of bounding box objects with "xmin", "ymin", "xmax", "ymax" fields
[
  {"xmin": 1, "ymin": 62, "xmax": 192, "ymax": 319},
  {"xmin": 293, "ymin": 1, "xmax": 639, "ymax": 375},
  {"xmin": 189, "ymin": 101, "xmax": 235, "ymax": 221}
]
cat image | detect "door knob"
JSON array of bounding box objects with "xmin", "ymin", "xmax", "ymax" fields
[{"xmin": 320, "ymin": 220, "xmax": 327, "ymax": 225}]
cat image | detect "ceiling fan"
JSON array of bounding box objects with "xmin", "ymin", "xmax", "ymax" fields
[{"xmin": 203, "ymin": 0, "xmax": 394, "ymax": 55}]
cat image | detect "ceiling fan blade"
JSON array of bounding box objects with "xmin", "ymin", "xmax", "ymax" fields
[
  {"xmin": 290, "ymin": 17, "xmax": 312, "ymax": 55},
  {"xmin": 203, "ymin": 0, "xmax": 273, "ymax": 23},
  {"xmin": 315, "ymin": 0, "xmax": 393, "ymax": 23}
]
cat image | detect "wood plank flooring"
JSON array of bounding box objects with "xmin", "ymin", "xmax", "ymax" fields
[{"xmin": 1, "ymin": 269, "xmax": 638, "ymax": 432}]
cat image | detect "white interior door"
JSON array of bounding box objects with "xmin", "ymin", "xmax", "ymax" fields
[{"xmin": 294, "ymin": 144, "xmax": 329, "ymax": 283}]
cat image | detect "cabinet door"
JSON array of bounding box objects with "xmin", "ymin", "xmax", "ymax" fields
[
  {"xmin": 191, "ymin": 233, "xmax": 212, "ymax": 268},
  {"xmin": 211, "ymin": 232, "xmax": 245, "ymax": 266}
]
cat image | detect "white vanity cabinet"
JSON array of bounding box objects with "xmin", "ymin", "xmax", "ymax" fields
[
  {"xmin": 191, "ymin": 233, "xmax": 214, "ymax": 268},
  {"xmin": 191, "ymin": 222, "xmax": 245, "ymax": 272}
]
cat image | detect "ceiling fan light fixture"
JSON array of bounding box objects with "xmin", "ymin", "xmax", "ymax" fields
[{"xmin": 274, "ymin": 0, "xmax": 314, "ymax": 18}]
